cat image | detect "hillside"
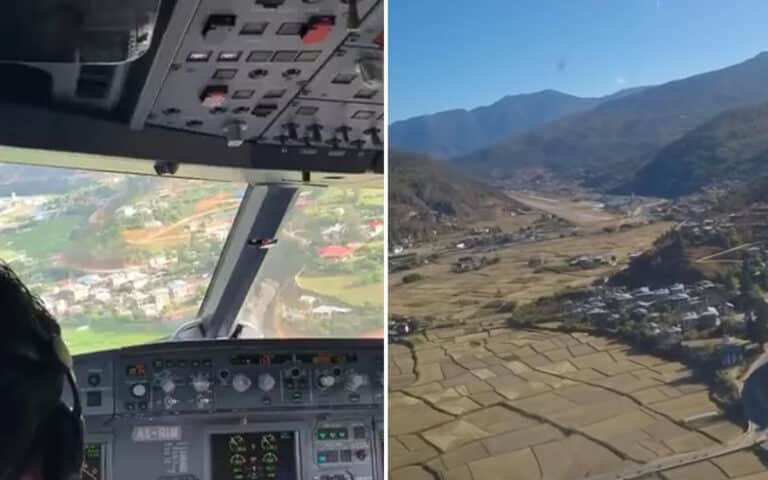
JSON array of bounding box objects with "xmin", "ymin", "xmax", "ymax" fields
[
  {"xmin": 455, "ymin": 52, "xmax": 768, "ymax": 189},
  {"xmin": 389, "ymin": 90, "xmax": 608, "ymax": 160},
  {"xmin": 616, "ymin": 101, "xmax": 768, "ymax": 197},
  {"xmin": 389, "ymin": 150, "xmax": 521, "ymax": 241}
]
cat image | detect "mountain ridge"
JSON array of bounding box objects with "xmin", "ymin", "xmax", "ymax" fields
[
  {"xmin": 389, "ymin": 88, "xmax": 647, "ymax": 160},
  {"xmin": 454, "ymin": 51, "xmax": 768, "ymax": 189},
  {"xmin": 389, "ymin": 150, "xmax": 521, "ymax": 242}
]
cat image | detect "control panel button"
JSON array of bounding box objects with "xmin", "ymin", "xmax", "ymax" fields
[
  {"xmin": 257, "ymin": 373, "xmax": 276, "ymax": 392},
  {"xmin": 87, "ymin": 373, "xmax": 101, "ymax": 386},
  {"xmin": 318, "ymin": 451, "xmax": 338, "ymax": 464},
  {"xmin": 138, "ymin": 401, "xmax": 148, "ymax": 411},
  {"xmin": 232, "ymin": 373, "xmax": 252, "ymax": 393},
  {"xmin": 201, "ymin": 86, "xmax": 228, "ymax": 108},
  {"xmin": 86, "ymin": 391, "xmax": 102, "ymax": 407},
  {"xmin": 339, "ymin": 450, "xmax": 352, "ymax": 463},
  {"xmin": 160, "ymin": 378, "xmax": 176, "ymax": 394},
  {"xmin": 301, "ymin": 16, "xmax": 335, "ymax": 44},
  {"xmin": 355, "ymin": 449, "xmax": 367, "ymax": 461},
  {"xmin": 203, "ymin": 14, "xmax": 236, "ymax": 43},
  {"xmin": 130, "ymin": 383, "xmax": 148, "ymax": 398},
  {"xmin": 318, "ymin": 374, "xmax": 335, "ymax": 389},
  {"xmin": 125, "ymin": 402, "xmax": 135, "ymax": 411}
]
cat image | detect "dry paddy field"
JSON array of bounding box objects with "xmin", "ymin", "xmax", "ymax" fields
[
  {"xmin": 389, "ymin": 326, "xmax": 765, "ymax": 480},
  {"xmin": 390, "ymin": 222, "xmax": 672, "ymax": 320}
]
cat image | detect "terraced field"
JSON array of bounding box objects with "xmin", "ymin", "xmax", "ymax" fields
[{"xmin": 389, "ymin": 325, "xmax": 766, "ymax": 480}]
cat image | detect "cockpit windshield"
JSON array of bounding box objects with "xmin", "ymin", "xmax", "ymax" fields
[
  {"xmin": 0, "ymin": 163, "xmax": 384, "ymax": 353},
  {"xmin": 0, "ymin": 163, "xmax": 245, "ymax": 353},
  {"xmin": 236, "ymin": 187, "xmax": 384, "ymax": 339}
]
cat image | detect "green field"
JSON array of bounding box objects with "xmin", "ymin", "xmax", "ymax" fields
[
  {"xmin": 297, "ymin": 273, "xmax": 384, "ymax": 307},
  {"xmin": 0, "ymin": 214, "xmax": 86, "ymax": 258},
  {"xmin": 61, "ymin": 327, "xmax": 168, "ymax": 355}
]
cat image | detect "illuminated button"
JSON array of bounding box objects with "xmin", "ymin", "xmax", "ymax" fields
[
  {"xmin": 87, "ymin": 373, "xmax": 101, "ymax": 386},
  {"xmin": 200, "ymin": 86, "xmax": 228, "ymax": 108},
  {"xmin": 339, "ymin": 450, "xmax": 352, "ymax": 463},
  {"xmin": 328, "ymin": 431, "xmax": 337, "ymax": 440},
  {"xmin": 300, "ymin": 16, "xmax": 335, "ymax": 44},
  {"xmin": 317, "ymin": 431, "xmax": 328, "ymax": 440},
  {"xmin": 203, "ymin": 359, "xmax": 213, "ymax": 367},
  {"xmin": 317, "ymin": 453, "xmax": 328, "ymax": 464},
  {"xmin": 349, "ymin": 393, "xmax": 360, "ymax": 403},
  {"xmin": 337, "ymin": 429, "xmax": 347, "ymax": 439},
  {"xmin": 291, "ymin": 392, "xmax": 302, "ymax": 402}
]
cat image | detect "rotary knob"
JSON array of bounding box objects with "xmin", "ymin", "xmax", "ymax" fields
[
  {"xmin": 318, "ymin": 374, "xmax": 336, "ymax": 389},
  {"xmin": 192, "ymin": 373, "xmax": 211, "ymax": 393},
  {"xmin": 131, "ymin": 383, "xmax": 147, "ymax": 398},
  {"xmin": 345, "ymin": 373, "xmax": 368, "ymax": 392},
  {"xmin": 257, "ymin": 373, "xmax": 276, "ymax": 392},
  {"xmin": 232, "ymin": 373, "xmax": 252, "ymax": 393},
  {"xmin": 160, "ymin": 378, "xmax": 176, "ymax": 394}
]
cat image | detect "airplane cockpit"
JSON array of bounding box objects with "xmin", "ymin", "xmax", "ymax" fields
[{"xmin": 0, "ymin": 2, "xmax": 384, "ymax": 480}]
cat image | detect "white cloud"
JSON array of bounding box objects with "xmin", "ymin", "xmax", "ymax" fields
[{"xmin": 615, "ymin": 76, "xmax": 628, "ymax": 86}]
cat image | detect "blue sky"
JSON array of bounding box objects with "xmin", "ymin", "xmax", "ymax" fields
[{"xmin": 389, "ymin": 0, "xmax": 768, "ymax": 122}]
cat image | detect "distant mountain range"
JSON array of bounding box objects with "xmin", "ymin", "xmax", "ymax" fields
[
  {"xmin": 616, "ymin": 101, "xmax": 768, "ymax": 197},
  {"xmin": 389, "ymin": 150, "xmax": 521, "ymax": 242},
  {"xmin": 453, "ymin": 52, "xmax": 768, "ymax": 189},
  {"xmin": 390, "ymin": 88, "xmax": 646, "ymax": 160}
]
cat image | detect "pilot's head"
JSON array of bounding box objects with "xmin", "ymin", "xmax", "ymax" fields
[{"xmin": 0, "ymin": 264, "xmax": 83, "ymax": 480}]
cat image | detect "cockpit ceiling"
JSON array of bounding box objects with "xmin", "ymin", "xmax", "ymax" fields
[{"xmin": 0, "ymin": 0, "xmax": 384, "ymax": 177}]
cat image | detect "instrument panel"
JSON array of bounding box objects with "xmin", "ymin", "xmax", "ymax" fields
[{"xmin": 70, "ymin": 339, "xmax": 383, "ymax": 480}]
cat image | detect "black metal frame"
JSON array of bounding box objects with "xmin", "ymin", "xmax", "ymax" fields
[{"xmin": 198, "ymin": 185, "xmax": 298, "ymax": 338}]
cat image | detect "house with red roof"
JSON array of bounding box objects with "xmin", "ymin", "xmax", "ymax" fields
[
  {"xmin": 366, "ymin": 219, "xmax": 384, "ymax": 238},
  {"xmin": 317, "ymin": 245, "xmax": 355, "ymax": 260}
]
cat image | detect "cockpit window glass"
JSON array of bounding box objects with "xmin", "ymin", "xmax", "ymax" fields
[
  {"xmin": 0, "ymin": 163, "xmax": 245, "ymax": 354},
  {"xmin": 235, "ymin": 187, "xmax": 384, "ymax": 338}
]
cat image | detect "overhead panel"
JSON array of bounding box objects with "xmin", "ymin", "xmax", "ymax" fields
[{"xmin": 145, "ymin": 0, "xmax": 383, "ymax": 154}]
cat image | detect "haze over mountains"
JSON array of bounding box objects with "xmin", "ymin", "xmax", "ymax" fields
[
  {"xmin": 391, "ymin": 51, "xmax": 768, "ymax": 198},
  {"xmin": 389, "ymin": 88, "xmax": 646, "ymax": 160}
]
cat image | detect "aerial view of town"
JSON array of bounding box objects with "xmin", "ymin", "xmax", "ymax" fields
[
  {"xmin": 388, "ymin": 2, "xmax": 768, "ymax": 478},
  {"xmin": 0, "ymin": 163, "xmax": 384, "ymax": 354}
]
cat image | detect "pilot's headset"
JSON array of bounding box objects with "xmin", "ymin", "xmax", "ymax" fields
[{"xmin": 0, "ymin": 318, "xmax": 83, "ymax": 480}]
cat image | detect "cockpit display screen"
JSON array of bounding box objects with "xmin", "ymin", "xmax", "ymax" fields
[
  {"xmin": 210, "ymin": 431, "xmax": 298, "ymax": 480},
  {"xmin": 81, "ymin": 443, "xmax": 104, "ymax": 480}
]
